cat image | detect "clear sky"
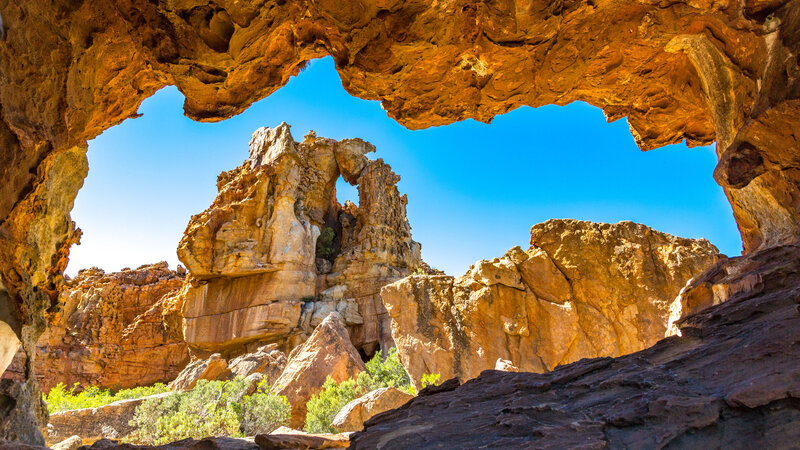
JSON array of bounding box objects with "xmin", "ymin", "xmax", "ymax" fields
[{"xmin": 66, "ymin": 57, "xmax": 742, "ymax": 277}]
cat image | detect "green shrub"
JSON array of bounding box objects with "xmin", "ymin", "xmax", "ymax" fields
[
  {"xmin": 43, "ymin": 382, "xmax": 170, "ymax": 414},
  {"xmin": 420, "ymin": 373, "xmax": 442, "ymax": 388},
  {"xmin": 240, "ymin": 379, "xmax": 292, "ymax": 436},
  {"xmin": 316, "ymin": 226, "xmax": 336, "ymax": 259},
  {"xmin": 304, "ymin": 348, "xmax": 414, "ymax": 433},
  {"xmin": 303, "ymin": 377, "xmax": 360, "ymax": 434},
  {"xmin": 357, "ymin": 348, "xmax": 413, "ymax": 394},
  {"xmin": 129, "ymin": 378, "xmax": 290, "ymax": 444}
]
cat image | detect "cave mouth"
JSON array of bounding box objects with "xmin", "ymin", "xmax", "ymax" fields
[{"xmin": 65, "ymin": 56, "xmax": 742, "ymax": 279}]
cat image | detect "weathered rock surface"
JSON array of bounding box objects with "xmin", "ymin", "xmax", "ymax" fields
[
  {"xmin": 46, "ymin": 393, "xmax": 172, "ymax": 445},
  {"xmin": 167, "ymin": 353, "xmax": 230, "ymax": 391},
  {"xmin": 383, "ymin": 219, "xmax": 719, "ymax": 386},
  {"xmin": 168, "ymin": 344, "xmax": 287, "ymax": 391},
  {"xmin": 50, "ymin": 436, "xmax": 81, "ymax": 450},
  {"xmin": 352, "ymin": 244, "xmax": 800, "ymax": 448},
  {"xmin": 228, "ymin": 344, "xmax": 287, "ymax": 383},
  {"xmin": 272, "ymin": 313, "xmax": 365, "ymax": 429},
  {"xmin": 175, "ymin": 123, "xmax": 420, "ymax": 356},
  {"xmin": 8, "ymin": 263, "xmax": 190, "ymax": 392},
  {"xmin": 331, "ymin": 387, "xmax": 413, "ymax": 433},
  {"xmin": 0, "ymin": 0, "xmax": 799, "ymax": 443},
  {"xmin": 665, "ymin": 246, "xmax": 790, "ymax": 336},
  {"xmin": 256, "ymin": 428, "xmax": 350, "ymax": 449},
  {"xmin": 76, "ymin": 436, "xmax": 259, "ymax": 450}
]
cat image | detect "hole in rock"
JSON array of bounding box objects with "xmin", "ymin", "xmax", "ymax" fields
[{"xmin": 66, "ymin": 57, "xmax": 742, "ymax": 278}]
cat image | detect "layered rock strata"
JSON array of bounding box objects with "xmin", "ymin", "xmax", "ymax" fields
[
  {"xmin": 174, "ymin": 123, "xmax": 420, "ymax": 357},
  {"xmin": 1, "ymin": 0, "xmax": 799, "ymax": 443},
  {"xmin": 7, "ymin": 263, "xmax": 190, "ymax": 392},
  {"xmin": 352, "ymin": 245, "xmax": 800, "ymax": 448},
  {"xmin": 382, "ymin": 219, "xmax": 719, "ymax": 386}
]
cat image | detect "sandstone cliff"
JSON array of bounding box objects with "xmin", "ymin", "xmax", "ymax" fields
[
  {"xmin": 352, "ymin": 245, "xmax": 800, "ymax": 448},
  {"xmin": 382, "ymin": 219, "xmax": 719, "ymax": 386},
  {"xmin": 174, "ymin": 123, "xmax": 420, "ymax": 357},
  {"xmin": 14, "ymin": 263, "xmax": 190, "ymax": 392},
  {"xmin": 1, "ymin": 0, "xmax": 799, "ymax": 443}
]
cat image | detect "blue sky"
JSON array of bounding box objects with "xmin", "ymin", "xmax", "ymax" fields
[{"xmin": 66, "ymin": 57, "xmax": 741, "ymax": 276}]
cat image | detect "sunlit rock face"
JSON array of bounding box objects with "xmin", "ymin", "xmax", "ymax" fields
[
  {"xmin": 0, "ymin": 0, "xmax": 798, "ymax": 443},
  {"xmin": 5, "ymin": 263, "xmax": 191, "ymax": 392},
  {"xmin": 174, "ymin": 123, "xmax": 420, "ymax": 356},
  {"xmin": 382, "ymin": 219, "xmax": 719, "ymax": 387},
  {"xmin": 352, "ymin": 244, "xmax": 800, "ymax": 449}
]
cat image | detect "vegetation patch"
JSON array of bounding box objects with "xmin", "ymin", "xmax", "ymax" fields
[
  {"xmin": 44, "ymin": 383, "xmax": 170, "ymax": 414},
  {"xmin": 129, "ymin": 378, "xmax": 290, "ymax": 444},
  {"xmin": 304, "ymin": 348, "xmax": 437, "ymax": 434}
]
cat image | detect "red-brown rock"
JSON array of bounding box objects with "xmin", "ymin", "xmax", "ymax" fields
[{"xmin": 9, "ymin": 263, "xmax": 190, "ymax": 392}]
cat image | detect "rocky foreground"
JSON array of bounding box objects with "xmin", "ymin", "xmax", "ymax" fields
[{"xmin": 351, "ymin": 245, "xmax": 800, "ymax": 448}]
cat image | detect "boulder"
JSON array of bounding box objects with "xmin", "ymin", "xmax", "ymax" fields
[
  {"xmin": 256, "ymin": 427, "xmax": 350, "ymax": 449},
  {"xmin": 168, "ymin": 354, "xmax": 230, "ymax": 391},
  {"xmin": 382, "ymin": 220, "xmax": 719, "ymax": 386},
  {"xmin": 272, "ymin": 313, "xmax": 366, "ymax": 429},
  {"xmin": 332, "ymin": 388, "xmax": 414, "ymax": 432},
  {"xmin": 228, "ymin": 344, "xmax": 287, "ymax": 385},
  {"xmin": 50, "ymin": 436, "xmax": 81, "ymax": 450}
]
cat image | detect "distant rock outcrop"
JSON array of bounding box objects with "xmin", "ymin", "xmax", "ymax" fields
[
  {"xmin": 168, "ymin": 344, "xmax": 287, "ymax": 392},
  {"xmin": 7, "ymin": 263, "xmax": 190, "ymax": 392},
  {"xmin": 174, "ymin": 123, "xmax": 421, "ymax": 357},
  {"xmin": 382, "ymin": 219, "xmax": 719, "ymax": 386}
]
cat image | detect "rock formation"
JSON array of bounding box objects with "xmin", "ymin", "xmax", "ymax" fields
[
  {"xmin": 168, "ymin": 344, "xmax": 287, "ymax": 392},
  {"xmin": 256, "ymin": 428, "xmax": 351, "ymax": 449},
  {"xmin": 0, "ymin": 0, "xmax": 799, "ymax": 444},
  {"xmin": 351, "ymin": 245, "xmax": 800, "ymax": 448},
  {"xmin": 382, "ymin": 219, "xmax": 719, "ymax": 386},
  {"xmin": 272, "ymin": 313, "xmax": 366, "ymax": 429},
  {"xmin": 167, "ymin": 353, "xmax": 231, "ymax": 392},
  {"xmin": 332, "ymin": 387, "xmax": 413, "ymax": 433},
  {"xmin": 174, "ymin": 123, "xmax": 420, "ymax": 357},
  {"xmin": 7, "ymin": 263, "xmax": 189, "ymax": 392}
]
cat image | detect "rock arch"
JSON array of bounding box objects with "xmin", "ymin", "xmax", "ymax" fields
[{"xmin": 0, "ymin": 0, "xmax": 798, "ymax": 443}]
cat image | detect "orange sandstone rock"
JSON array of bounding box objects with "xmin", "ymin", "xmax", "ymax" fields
[
  {"xmin": 21, "ymin": 263, "xmax": 189, "ymax": 392},
  {"xmin": 382, "ymin": 219, "xmax": 719, "ymax": 387},
  {"xmin": 272, "ymin": 313, "xmax": 366, "ymax": 429},
  {"xmin": 174, "ymin": 123, "xmax": 420, "ymax": 356}
]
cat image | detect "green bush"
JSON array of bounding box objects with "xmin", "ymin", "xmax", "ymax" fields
[
  {"xmin": 303, "ymin": 377, "xmax": 360, "ymax": 434},
  {"xmin": 316, "ymin": 226, "xmax": 336, "ymax": 259},
  {"xmin": 420, "ymin": 373, "xmax": 442, "ymax": 388},
  {"xmin": 357, "ymin": 348, "xmax": 413, "ymax": 394},
  {"xmin": 129, "ymin": 378, "xmax": 290, "ymax": 444},
  {"xmin": 304, "ymin": 348, "xmax": 413, "ymax": 433},
  {"xmin": 43, "ymin": 382, "xmax": 170, "ymax": 414}
]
